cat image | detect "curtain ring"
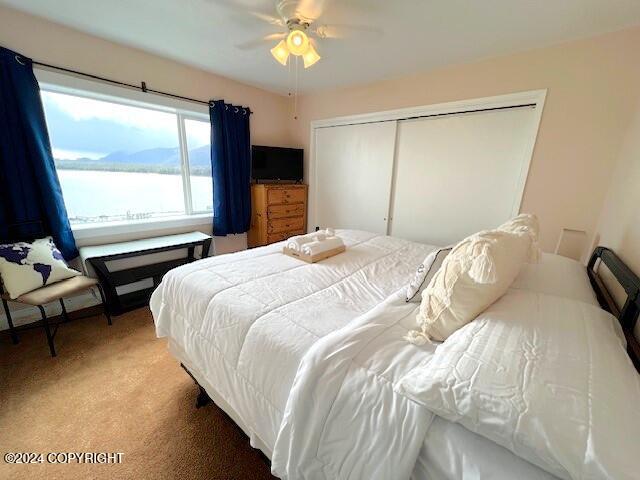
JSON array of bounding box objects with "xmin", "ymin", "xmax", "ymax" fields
[
  {"xmin": 15, "ymin": 55, "xmax": 26, "ymax": 66},
  {"xmin": 242, "ymin": 108, "xmax": 247, "ymax": 115},
  {"xmin": 234, "ymin": 107, "xmax": 239, "ymax": 113},
  {"xmin": 225, "ymin": 105, "xmax": 229, "ymax": 110}
]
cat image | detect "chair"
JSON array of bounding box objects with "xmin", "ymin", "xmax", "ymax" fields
[{"xmin": 1, "ymin": 222, "xmax": 111, "ymax": 357}]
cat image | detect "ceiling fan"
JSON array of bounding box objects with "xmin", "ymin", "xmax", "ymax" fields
[{"xmin": 215, "ymin": 0, "xmax": 382, "ymax": 68}]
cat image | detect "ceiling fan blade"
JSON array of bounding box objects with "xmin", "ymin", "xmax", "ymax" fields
[
  {"xmin": 291, "ymin": 0, "xmax": 328, "ymax": 23},
  {"xmin": 247, "ymin": 11, "xmax": 285, "ymax": 26},
  {"xmin": 205, "ymin": 0, "xmax": 284, "ymax": 26},
  {"xmin": 311, "ymin": 24, "xmax": 384, "ymax": 40},
  {"xmin": 236, "ymin": 32, "xmax": 286, "ymax": 50}
]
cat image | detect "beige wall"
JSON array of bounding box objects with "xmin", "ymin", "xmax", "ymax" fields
[
  {"xmin": 291, "ymin": 27, "xmax": 640, "ymax": 254},
  {"xmin": 594, "ymin": 96, "xmax": 640, "ymax": 338},
  {"xmin": 596, "ymin": 95, "xmax": 640, "ymax": 272},
  {"xmin": 3, "ymin": 4, "xmax": 638, "ymax": 257},
  {"xmin": 0, "ymin": 5, "xmax": 294, "ymax": 254},
  {"xmin": 0, "ymin": 6, "xmax": 294, "ymax": 327}
]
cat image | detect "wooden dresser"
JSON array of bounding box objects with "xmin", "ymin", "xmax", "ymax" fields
[{"xmin": 248, "ymin": 184, "xmax": 308, "ymax": 248}]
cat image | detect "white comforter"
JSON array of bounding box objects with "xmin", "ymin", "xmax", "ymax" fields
[
  {"xmin": 272, "ymin": 288, "xmax": 640, "ymax": 480},
  {"xmin": 271, "ymin": 290, "xmax": 433, "ymax": 479},
  {"xmin": 151, "ymin": 230, "xmax": 639, "ymax": 479},
  {"xmin": 151, "ymin": 230, "xmax": 436, "ymax": 450},
  {"xmin": 399, "ymin": 291, "xmax": 640, "ymax": 479}
]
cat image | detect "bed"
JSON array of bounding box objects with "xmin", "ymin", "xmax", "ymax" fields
[{"xmin": 150, "ymin": 229, "xmax": 640, "ymax": 480}]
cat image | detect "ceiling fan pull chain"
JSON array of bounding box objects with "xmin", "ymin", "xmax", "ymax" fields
[
  {"xmin": 294, "ymin": 55, "xmax": 299, "ymax": 120},
  {"xmin": 288, "ymin": 51, "xmax": 293, "ymax": 118}
]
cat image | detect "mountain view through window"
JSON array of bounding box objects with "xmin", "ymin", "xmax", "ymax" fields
[{"xmin": 41, "ymin": 90, "xmax": 212, "ymax": 225}]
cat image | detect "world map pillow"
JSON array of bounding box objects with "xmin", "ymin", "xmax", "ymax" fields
[{"xmin": 0, "ymin": 237, "xmax": 80, "ymax": 299}]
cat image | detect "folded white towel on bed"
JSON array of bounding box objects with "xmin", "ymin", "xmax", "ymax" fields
[
  {"xmin": 286, "ymin": 233, "xmax": 320, "ymax": 251},
  {"xmin": 301, "ymin": 236, "xmax": 345, "ymax": 256},
  {"xmin": 286, "ymin": 229, "xmax": 335, "ymax": 251}
]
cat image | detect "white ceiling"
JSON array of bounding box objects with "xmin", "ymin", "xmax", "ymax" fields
[{"xmin": 2, "ymin": 0, "xmax": 640, "ymax": 95}]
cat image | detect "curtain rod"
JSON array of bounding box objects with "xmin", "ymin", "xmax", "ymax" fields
[{"xmin": 29, "ymin": 59, "xmax": 253, "ymax": 114}]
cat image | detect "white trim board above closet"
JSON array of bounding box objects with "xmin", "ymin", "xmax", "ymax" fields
[{"xmin": 310, "ymin": 90, "xmax": 546, "ymax": 246}]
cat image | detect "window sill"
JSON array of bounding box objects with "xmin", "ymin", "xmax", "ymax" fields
[{"xmin": 72, "ymin": 213, "xmax": 213, "ymax": 243}]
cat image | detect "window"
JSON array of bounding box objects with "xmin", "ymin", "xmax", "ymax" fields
[
  {"xmin": 184, "ymin": 118, "xmax": 213, "ymax": 213},
  {"xmin": 40, "ymin": 89, "xmax": 212, "ymax": 226}
]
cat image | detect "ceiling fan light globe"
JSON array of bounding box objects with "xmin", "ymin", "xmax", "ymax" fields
[
  {"xmin": 286, "ymin": 30, "xmax": 309, "ymax": 56},
  {"xmin": 270, "ymin": 40, "xmax": 290, "ymax": 65},
  {"xmin": 303, "ymin": 43, "xmax": 321, "ymax": 68}
]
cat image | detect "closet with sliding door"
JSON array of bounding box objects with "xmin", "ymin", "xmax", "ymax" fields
[{"xmin": 311, "ymin": 91, "xmax": 546, "ymax": 246}]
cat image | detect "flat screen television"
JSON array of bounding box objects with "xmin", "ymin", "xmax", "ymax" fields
[{"xmin": 251, "ymin": 145, "xmax": 303, "ymax": 183}]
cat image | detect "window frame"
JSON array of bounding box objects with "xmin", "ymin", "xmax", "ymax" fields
[
  {"xmin": 35, "ymin": 69, "xmax": 213, "ymax": 239},
  {"xmin": 179, "ymin": 114, "xmax": 215, "ymax": 215}
]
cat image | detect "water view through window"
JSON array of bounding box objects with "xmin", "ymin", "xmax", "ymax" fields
[
  {"xmin": 185, "ymin": 118, "xmax": 213, "ymax": 213},
  {"xmin": 41, "ymin": 90, "xmax": 212, "ymax": 225}
]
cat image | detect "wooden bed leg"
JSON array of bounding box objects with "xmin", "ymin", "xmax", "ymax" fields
[{"xmin": 196, "ymin": 386, "xmax": 212, "ymax": 408}]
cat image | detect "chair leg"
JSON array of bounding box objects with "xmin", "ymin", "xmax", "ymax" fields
[
  {"xmin": 37, "ymin": 305, "xmax": 56, "ymax": 357},
  {"xmin": 59, "ymin": 298, "xmax": 70, "ymax": 322},
  {"xmin": 96, "ymin": 284, "xmax": 112, "ymax": 326},
  {"xmin": 2, "ymin": 298, "xmax": 19, "ymax": 345}
]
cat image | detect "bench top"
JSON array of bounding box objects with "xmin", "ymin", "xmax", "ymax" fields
[{"xmin": 79, "ymin": 231, "xmax": 212, "ymax": 264}]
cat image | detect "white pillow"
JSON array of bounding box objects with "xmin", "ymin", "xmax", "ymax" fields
[
  {"xmin": 511, "ymin": 252, "xmax": 598, "ymax": 306},
  {"xmin": 406, "ymin": 247, "xmax": 452, "ymax": 302},
  {"xmin": 406, "ymin": 229, "xmax": 530, "ymax": 343},
  {"xmin": 399, "ymin": 290, "xmax": 639, "ymax": 480},
  {"xmin": 0, "ymin": 237, "xmax": 80, "ymax": 299},
  {"xmin": 498, "ymin": 213, "xmax": 540, "ymax": 263}
]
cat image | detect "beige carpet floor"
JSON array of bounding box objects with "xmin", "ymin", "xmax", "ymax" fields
[{"xmin": 0, "ymin": 307, "xmax": 276, "ymax": 480}]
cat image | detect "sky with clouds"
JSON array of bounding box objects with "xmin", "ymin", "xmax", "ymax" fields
[{"xmin": 41, "ymin": 91, "xmax": 210, "ymax": 160}]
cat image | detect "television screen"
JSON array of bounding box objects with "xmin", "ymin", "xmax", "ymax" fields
[{"xmin": 251, "ymin": 145, "xmax": 303, "ymax": 182}]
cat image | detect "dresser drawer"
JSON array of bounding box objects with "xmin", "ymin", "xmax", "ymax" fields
[
  {"xmin": 268, "ymin": 203, "xmax": 305, "ymax": 219},
  {"xmin": 249, "ymin": 183, "xmax": 308, "ymax": 248},
  {"xmin": 268, "ymin": 188, "xmax": 306, "ymax": 205},
  {"xmin": 268, "ymin": 216, "xmax": 304, "ymax": 234},
  {"xmin": 267, "ymin": 229, "xmax": 304, "ymax": 244}
]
